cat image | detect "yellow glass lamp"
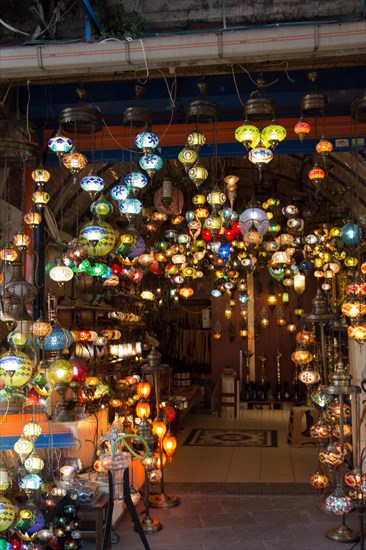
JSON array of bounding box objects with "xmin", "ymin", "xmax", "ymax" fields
[
  {"xmin": 48, "ymin": 359, "xmax": 73, "ymax": 385},
  {"xmin": 137, "ymin": 380, "xmax": 151, "ymax": 399},
  {"xmin": 163, "ymin": 431, "xmax": 177, "ymax": 462},
  {"xmin": 136, "ymin": 399, "xmax": 151, "ymax": 419},
  {"xmin": 152, "ymin": 417, "xmax": 167, "ymax": 440}
]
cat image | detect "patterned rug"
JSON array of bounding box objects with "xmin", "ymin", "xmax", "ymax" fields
[{"xmin": 183, "ymin": 428, "xmax": 277, "ymax": 447}]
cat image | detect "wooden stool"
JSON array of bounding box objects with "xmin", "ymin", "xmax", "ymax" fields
[
  {"xmin": 287, "ymin": 406, "xmax": 318, "ymax": 448},
  {"xmin": 78, "ymin": 493, "xmax": 111, "ymax": 550}
]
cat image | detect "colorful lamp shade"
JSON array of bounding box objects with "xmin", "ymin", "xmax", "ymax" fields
[
  {"xmin": 48, "ymin": 131, "xmax": 73, "ymax": 156},
  {"xmin": 135, "ymin": 131, "xmax": 159, "ymax": 151},
  {"xmin": 12, "ymin": 233, "xmax": 30, "ymax": 250},
  {"xmin": 291, "ymin": 347, "xmax": 313, "ymax": 365},
  {"xmin": 32, "ymin": 190, "xmax": 50, "ymax": 208},
  {"xmin": 310, "ymin": 470, "xmax": 330, "ymax": 490},
  {"xmin": 124, "ymin": 171, "xmax": 148, "ymax": 190},
  {"xmin": 234, "ymin": 123, "xmax": 260, "ymax": 149},
  {"xmin": 139, "ymin": 153, "xmax": 163, "ymax": 177},
  {"xmin": 187, "ymin": 130, "xmax": 206, "ymax": 151},
  {"xmin": 325, "ymin": 493, "xmax": 353, "ymax": 515},
  {"xmin": 179, "ymin": 286, "xmax": 194, "ymax": 299},
  {"xmin": 110, "ymin": 184, "xmax": 129, "ymax": 202},
  {"xmin": 248, "ymin": 144, "xmax": 273, "ymax": 167},
  {"xmin": 118, "ymin": 198, "xmax": 143, "ymax": 216},
  {"xmin": 188, "ymin": 161, "xmax": 208, "ymax": 187},
  {"xmin": 260, "ymin": 120, "xmax": 286, "ymax": 149},
  {"xmin": 62, "ymin": 149, "xmax": 88, "ymax": 177},
  {"xmin": 0, "ymin": 353, "xmax": 23, "ymax": 374},
  {"xmin": 32, "ymin": 166, "xmax": 50, "ymax": 186},
  {"xmin": 341, "ymin": 299, "xmax": 366, "ymax": 319},
  {"xmin": 163, "ymin": 431, "xmax": 177, "ymax": 462},
  {"xmin": 49, "ymin": 265, "xmax": 74, "ymax": 284},
  {"xmin": 207, "ymin": 188, "xmax": 227, "ymax": 210},
  {"xmin": 80, "ymin": 175, "xmax": 105, "ymax": 197},
  {"xmin": 80, "ymin": 221, "xmax": 106, "ymax": 245},
  {"xmin": 341, "ymin": 223, "xmax": 362, "ymax": 246},
  {"xmin": 31, "ymin": 318, "xmax": 52, "ymax": 339},
  {"xmin": 178, "ymin": 146, "xmax": 198, "ymax": 171},
  {"xmin": 87, "ymin": 262, "xmax": 109, "ymax": 277},
  {"xmin": 36, "ymin": 327, "xmax": 74, "ymax": 352},
  {"xmin": 308, "ymin": 164, "xmax": 325, "ymax": 186},
  {"xmin": 0, "ymin": 350, "xmax": 32, "ymax": 387},
  {"xmin": 0, "ymin": 496, "xmax": 16, "ymax": 532},
  {"xmin": 294, "ymin": 117, "xmax": 311, "ymax": 141},
  {"xmin": 348, "ymin": 323, "xmax": 366, "ymax": 344},
  {"xmin": 24, "ymin": 210, "xmax": 42, "ymax": 228},
  {"xmin": 239, "ymin": 204, "xmax": 269, "ymax": 235},
  {"xmin": 48, "ymin": 359, "xmax": 73, "ymax": 385},
  {"xmin": 90, "ymin": 196, "xmax": 113, "ymax": 217},
  {"xmin": 0, "ymin": 246, "xmax": 18, "ymax": 263},
  {"xmin": 316, "ymin": 137, "xmax": 333, "ymax": 155}
]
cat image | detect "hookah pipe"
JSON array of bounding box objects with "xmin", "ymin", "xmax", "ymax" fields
[{"xmin": 102, "ymin": 434, "xmax": 151, "ymax": 550}]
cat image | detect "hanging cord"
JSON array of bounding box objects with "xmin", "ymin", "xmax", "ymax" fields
[{"xmin": 25, "ymin": 80, "xmax": 32, "ymax": 141}]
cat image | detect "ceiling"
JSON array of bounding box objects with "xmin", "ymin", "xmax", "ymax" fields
[{"xmin": 0, "ymin": 11, "xmax": 366, "ymax": 247}]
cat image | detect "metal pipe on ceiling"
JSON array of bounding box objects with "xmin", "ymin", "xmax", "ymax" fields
[{"xmin": 0, "ymin": 20, "xmax": 365, "ymax": 83}]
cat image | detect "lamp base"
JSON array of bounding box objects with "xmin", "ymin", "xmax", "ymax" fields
[
  {"xmin": 140, "ymin": 515, "xmax": 163, "ymax": 534},
  {"xmin": 326, "ymin": 524, "xmax": 359, "ymax": 542},
  {"xmin": 149, "ymin": 493, "xmax": 180, "ymax": 508}
]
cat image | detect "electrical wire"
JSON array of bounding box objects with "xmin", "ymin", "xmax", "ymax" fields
[{"xmin": 0, "ymin": 17, "xmax": 31, "ymax": 37}]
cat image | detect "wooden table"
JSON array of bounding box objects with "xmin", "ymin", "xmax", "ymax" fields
[{"xmin": 78, "ymin": 493, "xmax": 111, "ymax": 550}]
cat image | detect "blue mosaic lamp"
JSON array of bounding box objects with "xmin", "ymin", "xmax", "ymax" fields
[
  {"xmin": 135, "ymin": 131, "xmax": 159, "ymax": 152},
  {"xmin": 80, "ymin": 222, "xmax": 106, "ymax": 247},
  {"xmin": 119, "ymin": 198, "xmax": 143, "ymax": 216},
  {"xmin": 139, "ymin": 154, "xmax": 163, "ymax": 178},
  {"xmin": 48, "ymin": 131, "xmax": 73, "ymax": 157},
  {"xmin": 36, "ymin": 327, "xmax": 74, "ymax": 352},
  {"xmin": 110, "ymin": 184, "xmax": 129, "ymax": 202},
  {"xmin": 80, "ymin": 175, "xmax": 105, "ymax": 198},
  {"xmin": 124, "ymin": 171, "xmax": 148, "ymax": 190},
  {"xmin": 218, "ymin": 243, "xmax": 231, "ymax": 261}
]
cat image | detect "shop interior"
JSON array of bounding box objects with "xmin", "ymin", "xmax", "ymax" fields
[{"xmin": 0, "ymin": 4, "xmax": 366, "ymax": 548}]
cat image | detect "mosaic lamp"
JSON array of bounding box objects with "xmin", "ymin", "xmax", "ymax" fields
[
  {"xmin": 135, "ymin": 131, "xmax": 159, "ymax": 152},
  {"xmin": 234, "ymin": 123, "xmax": 260, "ymax": 149},
  {"xmin": 62, "ymin": 148, "xmax": 88, "ymax": 182},
  {"xmin": 80, "ymin": 175, "xmax": 105, "ymax": 198},
  {"xmin": 80, "ymin": 220, "xmax": 106, "ymax": 248},
  {"xmin": 260, "ymin": 120, "xmax": 286, "ymax": 149},
  {"xmin": 294, "ymin": 117, "xmax": 311, "ymax": 142},
  {"xmin": 239, "ymin": 201, "xmax": 269, "ymax": 236},
  {"xmin": 24, "ymin": 210, "xmax": 42, "ymax": 229},
  {"xmin": 48, "ymin": 130, "xmax": 73, "ymax": 157},
  {"xmin": 124, "ymin": 170, "xmax": 149, "ymax": 191},
  {"xmin": 32, "ymin": 190, "xmax": 50, "ymax": 209},
  {"xmin": 341, "ymin": 223, "xmax": 362, "ymax": 246},
  {"xmin": 139, "ymin": 154, "xmax": 163, "ymax": 178}
]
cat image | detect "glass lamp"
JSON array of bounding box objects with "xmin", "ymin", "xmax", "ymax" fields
[
  {"xmin": 32, "ymin": 166, "xmax": 50, "ymax": 187},
  {"xmin": 0, "ymin": 246, "xmax": 18, "ymax": 263},
  {"xmin": 260, "ymin": 120, "xmax": 286, "ymax": 149},
  {"xmin": 234, "ymin": 123, "xmax": 260, "ymax": 149},
  {"xmin": 80, "ymin": 175, "xmax": 105, "ymax": 198},
  {"xmin": 49, "ymin": 265, "xmax": 74, "ymax": 284},
  {"xmin": 48, "ymin": 131, "xmax": 73, "ymax": 157},
  {"xmin": 239, "ymin": 202, "xmax": 269, "ymax": 235},
  {"xmin": 62, "ymin": 149, "xmax": 88, "ymax": 182},
  {"xmin": 248, "ymin": 143, "xmax": 273, "ymax": 168},
  {"xmin": 32, "ymin": 190, "xmax": 50, "ymax": 208},
  {"xmin": 187, "ymin": 130, "xmax": 206, "ymax": 151},
  {"xmin": 80, "ymin": 221, "xmax": 106, "ymax": 248},
  {"xmin": 341, "ymin": 223, "xmax": 362, "ymax": 246},
  {"xmin": 308, "ymin": 164, "xmax": 325, "ymax": 186},
  {"xmin": 48, "ymin": 359, "xmax": 73, "ymax": 385},
  {"xmin": 139, "ymin": 154, "xmax": 163, "ymax": 178},
  {"xmin": 110, "ymin": 183, "xmax": 129, "ymax": 202},
  {"xmin": 188, "ymin": 162, "xmax": 208, "ymax": 188},
  {"xmin": 178, "ymin": 146, "xmax": 197, "ymax": 171},
  {"xmin": 12, "ymin": 233, "xmax": 31, "ymax": 251},
  {"xmin": 124, "ymin": 171, "xmax": 148, "ymax": 190},
  {"xmin": 294, "ymin": 117, "xmax": 311, "ymax": 142},
  {"xmin": 24, "ymin": 210, "xmax": 42, "ymax": 229},
  {"xmin": 135, "ymin": 131, "xmax": 159, "ymax": 152}
]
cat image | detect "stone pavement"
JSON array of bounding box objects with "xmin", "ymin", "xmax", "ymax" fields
[{"xmin": 100, "ymin": 483, "xmax": 362, "ymax": 550}]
